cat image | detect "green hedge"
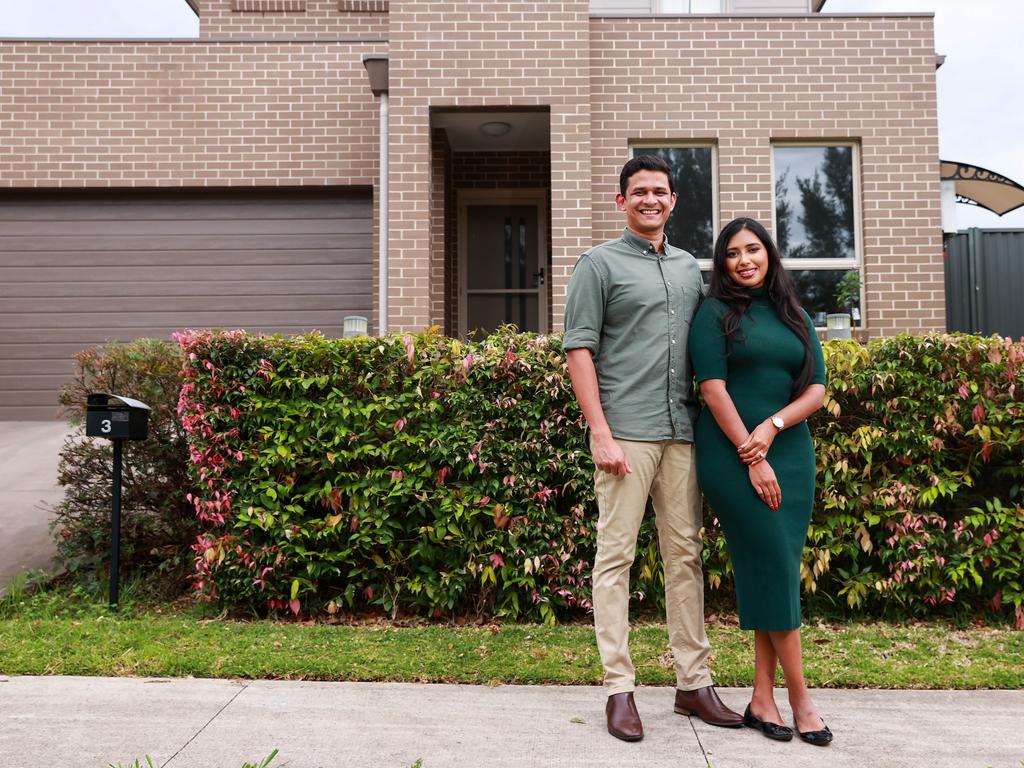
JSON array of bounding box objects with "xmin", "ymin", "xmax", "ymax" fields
[{"xmin": 176, "ymin": 328, "xmax": 1024, "ymax": 626}]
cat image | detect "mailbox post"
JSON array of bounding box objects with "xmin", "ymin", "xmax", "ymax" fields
[{"xmin": 85, "ymin": 393, "xmax": 151, "ymax": 607}]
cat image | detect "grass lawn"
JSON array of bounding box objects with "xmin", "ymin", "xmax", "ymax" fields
[{"xmin": 1, "ymin": 584, "xmax": 1021, "ymax": 688}]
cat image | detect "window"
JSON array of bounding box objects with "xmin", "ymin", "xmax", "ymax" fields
[
  {"xmin": 657, "ymin": 0, "xmax": 723, "ymax": 11},
  {"xmin": 773, "ymin": 144, "xmax": 862, "ymax": 326},
  {"xmin": 589, "ymin": 0, "xmax": 722, "ymax": 12},
  {"xmin": 632, "ymin": 145, "xmax": 717, "ymax": 261}
]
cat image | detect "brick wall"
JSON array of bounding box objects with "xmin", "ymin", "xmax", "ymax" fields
[
  {"xmin": 452, "ymin": 151, "xmax": 551, "ymax": 189},
  {"xmin": 388, "ymin": 0, "xmax": 592, "ymax": 332},
  {"xmin": 0, "ymin": 41, "xmax": 384, "ymax": 188},
  {"xmin": 199, "ymin": 0, "xmax": 388, "ymax": 40},
  {"xmin": 430, "ymin": 128, "xmax": 451, "ymax": 332},
  {"xmin": 589, "ymin": 14, "xmax": 943, "ymax": 336}
]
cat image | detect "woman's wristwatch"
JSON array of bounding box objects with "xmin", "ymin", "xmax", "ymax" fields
[{"xmin": 770, "ymin": 415, "xmax": 785, "ymax": 431}]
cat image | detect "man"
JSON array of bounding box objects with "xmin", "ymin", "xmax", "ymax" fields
[{"xmin": 563, "ymin": 155, "xmax": 743, "ymax": 741}]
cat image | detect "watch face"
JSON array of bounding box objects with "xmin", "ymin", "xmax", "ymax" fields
[{"xmin": 772, "ymin": 416, "xmax": 784, "ymax": 429}]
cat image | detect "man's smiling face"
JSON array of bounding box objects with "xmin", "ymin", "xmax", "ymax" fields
[{"xmin": 616, "ymin": 169, "xmax": 676, "ymax": 242}]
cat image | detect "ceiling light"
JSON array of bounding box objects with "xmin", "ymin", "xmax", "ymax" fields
[{"xmin": 479, "ymin": 120, "xmax": 512, "ymax": 137}]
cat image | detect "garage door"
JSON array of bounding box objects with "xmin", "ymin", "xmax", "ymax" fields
[{"xmin": 0, "ymin": 189, "xmax": 373, "ymax": 420}]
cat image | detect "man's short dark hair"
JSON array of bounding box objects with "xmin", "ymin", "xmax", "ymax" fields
[{"xmin": 619, "ymin": 154, "xmax": 675, "ymax": 196}]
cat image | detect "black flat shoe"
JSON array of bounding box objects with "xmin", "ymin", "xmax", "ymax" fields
[
  {"xmin": 742, "ymin": 704, "xmax": 793, "ymax": 742},
  {"xmin": 795, "ymin": 718, "xmax": 833, "ymax": 747}
]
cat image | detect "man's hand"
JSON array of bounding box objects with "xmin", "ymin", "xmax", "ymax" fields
[
  {"xmin": 591, "ymin": 432, "xmax": 632, "ymax": 476},
  {"xmin": 565, "ymin": 349, "xmax": 630, "ymax": 475}
]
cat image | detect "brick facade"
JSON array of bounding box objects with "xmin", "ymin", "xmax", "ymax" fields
[
  {"xmin": 201, "ymin": 0, "xmax": 387, "ymax": 39},
  {"xmin": 430, "ymin": 127, "xmax": 451, "ymax": 332},
  {"xmin": 0, "ymin": 4, "xmax": 944, "ymax": 338},
  {"xmin": 589, "ymin": 15, "xmax": 943, "ymax": 335},
  {"xmin": 387, "ymin": 0, "xmax": 593, "ymax": 332},
  {"xmin": 0, "ymin": 40, "xmax": 383, "ymax": 187}
]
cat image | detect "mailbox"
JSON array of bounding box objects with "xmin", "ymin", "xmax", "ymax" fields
[
  {"xmin": 86, "ymin": 393, "xmax": 151, "ymax": 441},
  {"xmin": 85, "ymin": 393, "xmax": 152, "ymax": 607}
]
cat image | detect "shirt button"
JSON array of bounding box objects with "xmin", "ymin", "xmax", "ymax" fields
[
  {"xmin": 670, "ymin": 368, "xmax": 675, "ymax": 374},
  {"xmin": 670, "ymin": 310, "xmax": 675, "ymax": 315},
  {"xmin": 666, "ymin": 281, "xmax": 672, "ymax": 286}
]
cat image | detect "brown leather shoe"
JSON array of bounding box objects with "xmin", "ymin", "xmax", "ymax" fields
[
  {"xmin": 606, "ymin": 692, "xmax": 644, "ymax": 741},
  {"xmin": 674, "ymin": 686, "xmax": 744, "ymax": 728}
]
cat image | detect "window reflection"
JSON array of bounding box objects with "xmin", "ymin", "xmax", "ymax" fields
[
  {"xmin": 788, "ymin": 269, "xmax": 861, "ymax": 327},
  {"xmin": 639, "ymin": 146, "xmax": 715, "ymax": 260},
  {"xmin": 774, "ymin": 146, "xmax": 855, "ymax": 260}
]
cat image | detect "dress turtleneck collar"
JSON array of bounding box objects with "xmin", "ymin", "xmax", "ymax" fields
[{"xmin": 746, "ymin": 284, "xmax": 769, "ymax": 300}]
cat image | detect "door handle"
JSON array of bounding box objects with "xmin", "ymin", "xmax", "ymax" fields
[{"xmin": 532, "ymin": 267, "xmax": 546, "ymax": 287}]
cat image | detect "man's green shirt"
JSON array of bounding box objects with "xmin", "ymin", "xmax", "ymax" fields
[{"xmin": 563, "ymin": 228, "xmax": 705, "ymax": 442}]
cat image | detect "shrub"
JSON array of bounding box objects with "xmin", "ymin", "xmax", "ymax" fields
[
  {"xmin": 52, "ymin": 339, "xmax": 195, "ymax": 591},
  {"xmin": 177, "ymin": 328, "xmax": 600, "ymax": 623},
  {"xmin": 806, "ymin": 334, "xmax": 1024, "ymax": 626},
  {"xmin": 178, "ymin": 329, "xmax": 1024, "ymax": 626}
]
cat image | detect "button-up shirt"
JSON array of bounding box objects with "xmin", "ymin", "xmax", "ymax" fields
[{"xmin": 563, "ymin": 228, "xmax": 705, "ymax": 441}]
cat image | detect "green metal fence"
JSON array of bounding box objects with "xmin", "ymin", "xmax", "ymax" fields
[{"xmin": 945, "ymin": 228, "xmax": 1024, "ymax": 339}]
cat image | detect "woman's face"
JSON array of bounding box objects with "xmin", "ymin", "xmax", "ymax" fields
[{"xmin": 724, "ymin": 227, "xmax": 769, "ymax": 289}]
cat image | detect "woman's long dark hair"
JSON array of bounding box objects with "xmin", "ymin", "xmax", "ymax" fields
[{"xmin": 708, "ymin": 217, "xmax": 815, "ymax": 398}]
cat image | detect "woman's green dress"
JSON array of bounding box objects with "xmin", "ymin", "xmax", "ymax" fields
[{"xmin": 689, "ymin": 287, "xmax": 826, "ymax": 630}]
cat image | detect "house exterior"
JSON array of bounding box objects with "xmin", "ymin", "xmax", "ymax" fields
[{"xmin": 0, "ymin": 0, "xmax": 944, "ymax": 419}]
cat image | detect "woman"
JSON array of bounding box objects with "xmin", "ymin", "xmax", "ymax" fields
[{"xmin": 689, "ymin": 218, "xmax": 832, "ymax": 746}]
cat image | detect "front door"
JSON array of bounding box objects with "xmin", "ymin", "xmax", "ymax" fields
[{"xmin": 459, "ymin": 192, "xmax": 548, "ymax": 336}]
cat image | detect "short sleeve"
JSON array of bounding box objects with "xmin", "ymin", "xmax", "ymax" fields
[
  {"xmin": 805, "ymin": 310, "xmax": 827, "ymax": 386},
  {"xmin": 689, "ymin": 300, "xmax": 728, "ymax": 382},
  {"xmin": 562, "ymin": 255, "xmax": 606, "ymax": 353}
]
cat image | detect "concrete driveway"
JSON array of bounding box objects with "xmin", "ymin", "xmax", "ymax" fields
[{"xmin": 0, "ymin": 422, "xmax": 68, "ymax": 591}]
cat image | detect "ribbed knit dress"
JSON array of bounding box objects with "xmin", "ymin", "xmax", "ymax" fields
[{"xmin": 689, "ymin": 287, "xmax": 826, "ymax": 630}]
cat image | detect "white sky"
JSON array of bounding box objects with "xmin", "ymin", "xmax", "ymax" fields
[
  {"xmin": 824, "ymin": 0, "xmax": 1024, "ymax": 229},
  {"xmin": 0, "ymin": 0, "xmax": 198, "ymax": 38},
  {"xmin": 0, "ymin": 0, "xmax": 1021, "ymax": 230}
]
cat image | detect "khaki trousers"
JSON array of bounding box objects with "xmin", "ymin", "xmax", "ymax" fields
[{"xmin": 592, "ymin": 437, "xmax": 713, "ymax": 695}]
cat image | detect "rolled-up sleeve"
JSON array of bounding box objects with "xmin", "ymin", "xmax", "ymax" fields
[{"xmin": 562, "ymin": 255, "xmax": 605, "ymax": 353}]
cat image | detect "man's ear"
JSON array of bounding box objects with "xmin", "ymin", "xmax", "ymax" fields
[{"xmin": 615, "ymin": 193, "xmax": 627, "ymax": 211}]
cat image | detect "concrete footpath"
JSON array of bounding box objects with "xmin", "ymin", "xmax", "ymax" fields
[{"xmin": 1, "ymin": 678, "xmax": 1022, "ymax": 768}]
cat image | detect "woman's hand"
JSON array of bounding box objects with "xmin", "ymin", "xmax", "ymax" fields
[
  {"xmin": 738, "ymin": 420, "xmax": 778, "ymax": 465},
  {"xmin": 749, "ymin": 460, "xmax": 781, "ymax": 510}
]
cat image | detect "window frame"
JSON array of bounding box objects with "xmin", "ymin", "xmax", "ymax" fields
[
  {"xmin": 770, "ymin": 140, "xmax": 865, "ymax": 328},
  {"xmin": 629, "ymin": 141, "xmax": 720, "ymax": 263}
]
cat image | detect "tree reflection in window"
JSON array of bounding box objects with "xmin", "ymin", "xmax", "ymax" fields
[
  {"xmin": 640, "ymin": 146, "xmax": 714, "ymax": 260},
  {"xmin": 774, "ymin": 145, "xmax": 860, "ymax": 325},
  {"xmin": 775, "ymin": 146, "xmax": 854, "ymax": 260}
]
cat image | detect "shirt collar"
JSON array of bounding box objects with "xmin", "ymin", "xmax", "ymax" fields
[{"xmin": 620, "ymin": 228, "xmax": 673, "ymax": 257}]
